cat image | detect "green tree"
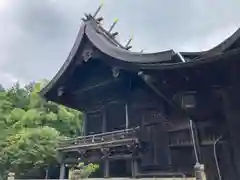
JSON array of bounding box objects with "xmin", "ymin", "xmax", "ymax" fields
[
  {"xmin": 0, "ymin": 81, "xmax": 83, "ymax": 178},
  {"xmin": 0, "ymin": 127, "xmax": 61, "ymax": 176},
  {"xmin": 4, "ymin": 82, "xmax": 83, "ymax": 136},
  {"xmin": 69, "ymin": 163, "xmax": 99, "ymax": 179}
]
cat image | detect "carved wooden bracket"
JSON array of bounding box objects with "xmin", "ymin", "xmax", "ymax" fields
[
  {"xmin": 112, "ymin": 67, "xmax": 120, "ymax": 78},
  {"xmin": 57, "ymin": 86, "xmax": 64, "ymax": 97},
  {"xmin": 77, "ymin": 149, "xmax": 87, "ymax": 159},
  {"xmin": 82, "ymin": 48, "xmax": 93, "ymax": 62},
  {"xmin": 101, "ymin": 148, "xmax": 110, "ymax": 159}
]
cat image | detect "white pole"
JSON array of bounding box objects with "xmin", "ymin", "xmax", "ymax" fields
[
  {"xmin": 125, "ymin": 103, "xmax": 129, "ymax": 129},
  {"xmin": 214, "ymin": 136, "xmax": 223, "ymax": 180}
]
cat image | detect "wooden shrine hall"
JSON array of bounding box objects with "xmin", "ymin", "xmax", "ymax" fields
[{"xmin": 40, "ymin": 7, "xmax": 240, "ymax": 180}]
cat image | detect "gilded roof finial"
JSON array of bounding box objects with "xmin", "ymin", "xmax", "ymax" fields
[{"xmin": 108, "ymin": 18, "xmax": 119, "ymax": 33}]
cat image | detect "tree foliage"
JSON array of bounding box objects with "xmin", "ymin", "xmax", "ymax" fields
[
  {"xmin": 0, "ymin": 82, "xmax": 83, "ymax": 178},
  {"xmin": 1, "ymin": 127, "xmax": 60, "ymax": 174},
  {"xmin": 69, "ymin": 163, "xmax": 99, "ymax": 179}
]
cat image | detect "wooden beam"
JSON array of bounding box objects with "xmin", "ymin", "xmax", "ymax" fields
[
  {"xmin": 72, "ymin": 78, "xmax": 122, "ymax": 95},
  {"xmin": 58, "ymin": 138, "xmax": 138, "ymax": 151}
]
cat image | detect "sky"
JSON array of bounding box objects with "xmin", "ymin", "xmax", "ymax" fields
[{"xmin": 0, "ymin": 0, "xmax": 240, "ymax": 88}]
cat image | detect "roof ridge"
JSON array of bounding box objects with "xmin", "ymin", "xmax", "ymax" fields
[{"xmin": 81, "ymin": 4, "xmax": 133, "ymax": 51}]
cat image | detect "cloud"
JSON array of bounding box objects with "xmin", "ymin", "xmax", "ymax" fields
[
  {"xmin": 0, "ymin": 0, "xmax": 239, "ymax": 87},
  {"xmin": 0, "ymin": 0, "xmax": 10, "ymax": 10},
  {"xmin": 0, "ymin": 72, "xmax": 26, "ymax": 88}
]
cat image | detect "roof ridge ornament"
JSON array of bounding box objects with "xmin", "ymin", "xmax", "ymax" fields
[
  {"xmin": 82, "ymin": 13, "xmax": 91, "ymax": 21},
  {"xmin": 82, "ymin": 3, "xmax": 104, "ymax": 22},
  {"xmin": 108, "ymin": 18, "xmax": 119, "ymax": 33},
  {"xmin": 140, "ymin": 48, "xmax": 147, "ymax": 53},
  {"xmin": 96, "ymin": 17, "xmax": 104, "ymax": 23},
  {"xmin": 110, "ymin": 32, "xmax": 119, "ymax": 38},
  {"xmin": 125, "ymin": 36, "xmax": 133, "ymax": 50},
  {"xmin": 82, "ymin": 3, "xmax": 135, "ymax": 51},
  {"xmin": 93, "ymin": 3, "xmax": 104, "ymax": 18}
]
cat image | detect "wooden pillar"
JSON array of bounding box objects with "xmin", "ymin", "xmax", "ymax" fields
[
  {"xmin": 131, "ymin": 147, "xmax": 138, "ymax": 178},
  {"xmin": 104, "ymin": 159, "xmax": 110, "ymax": 178},
  {"xmin": 102, "ymin": 107, "xmax": 106, "ymax": 132},
  {"xmin": 131, "ymin": 158, "xmax": 138, "ymax": 178},
  {"xmin": 220, "ymin": 88, "xmax": 240, "ymax": 179},
  {"xmin": 220, "ymin": 142, "xmax": 237, "ymax": 180},
  {"xmin": 59, "ymin": 163, "xmax": 66, "ymax": 179},
  {"xmin": 125, "ymin": 103, "xmax": 129, "ymax": 129}
]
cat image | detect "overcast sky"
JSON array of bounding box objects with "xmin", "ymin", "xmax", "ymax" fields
[{"xmin": 0, "ymin": 0, "xmax": 239, "ymax": 88}]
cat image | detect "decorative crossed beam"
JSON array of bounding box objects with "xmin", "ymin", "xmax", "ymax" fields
[{"xmin": 82, "ymin": 3, "xmax": 135, "ymax": 51}]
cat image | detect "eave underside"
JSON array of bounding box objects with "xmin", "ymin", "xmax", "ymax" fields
[{"xmin": 42, "ymin": 46, "xmax": 240, "ymax": 109}]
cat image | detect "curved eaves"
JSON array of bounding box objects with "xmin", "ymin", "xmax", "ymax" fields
[
  {"xmin": 40, "ymin": 24, "xmax": 86, "ymax": 98},
  {"xmin": 134, "ymin": 48, "xmax": 240, "ymax": 70},
  {"xmin": 85, "ymin": 20, "xmax": 240, "ymax": 67},
  {"xmin": 181, "ymin": 27, "xmax": 240, "ymax": 57},
  {"xmin": 40, "ymin": 19, "xmax": 240, "ymax": 99},
  {"xmin": 85, "ymin": 22, "xmax": 176, "ymax": 63},
  {"xmin": 84, "ymin": 21, "xmax": 240, "ymax": 70},
  {"xmin": 208, "ymin": 27, "xmax": 240, "ymax": 53}
]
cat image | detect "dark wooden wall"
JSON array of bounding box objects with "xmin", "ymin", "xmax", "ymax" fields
[{"xmin": 74, "ymin": 56, "xmax": 240, "ymax": 178}]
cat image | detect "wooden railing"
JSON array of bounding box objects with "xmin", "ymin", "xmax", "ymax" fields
[{"xmin": 58, "ymin": 127, "xmax": 140, "ymax": 150}]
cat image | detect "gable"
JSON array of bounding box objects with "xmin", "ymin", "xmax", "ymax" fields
[{"xmin": 60, "ymin": 58, "xmax": 133, "ymax": 110}]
